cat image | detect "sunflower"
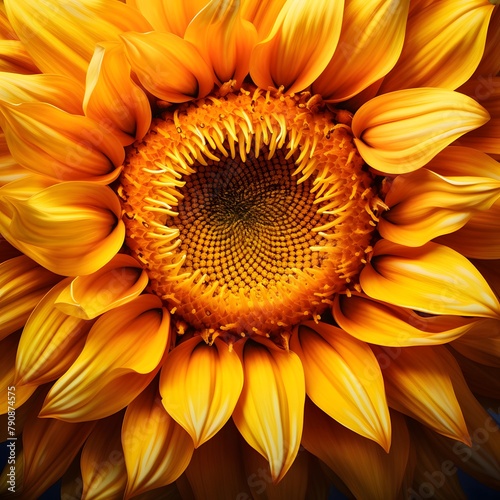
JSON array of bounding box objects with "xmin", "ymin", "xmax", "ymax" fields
[{"xmin": 1, "ymin": 0, "xmax": 500, "ymax": 498}]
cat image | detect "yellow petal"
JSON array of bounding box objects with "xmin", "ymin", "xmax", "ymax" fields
[
  {"xmin": 379, "ymin": 168, "xmax": 500, "ymax": 246},
  {"xmin": 312, "ymin": 0, "xmax": 410, "ymax": 102},
  {"xmin": 302, "ymin": 402, "xmax": 410, "ymax": 500},
  {"xmin": 40, "ymin": 294, "xmax": 170, "ymax": 421},
  {"xmin": 452, "ymin": 318, "xmax": 500, "ymax": 367},
  {"xmin": 0, "ymin": 333, "xmax": 37, "ymax": 414},
  {"xmin": 127, "ymin": 0, "xmax": 209, "ymax": 36},
  {"xmin": 352, "ymin": 88, "xmax": 490, "ymax": 174},
  {"xmin": 0, "ymin": 181, "xmax": 125, "ymax": 276},
  {"xmin": 122, "ymin": 380, "xmax": 194, "ymax": 498},
  {"xmin": 360, "ymin": 240, "xmax": 500, "ymax": 318},
  {"xmin": 0, "ymin": 132, "xmax": 28, "ymax": 187},
  {"xmin": 160, "ymin": 335, "xmax": 243, "ymax": 447},
  {"xmin": 0, "ymin": 40, "xmax": 38, "ymax": 74},
  {"xmin": 4, "ymin": 0, "xmax": 152, "ymax": 82},
  {"xmin": 333, "ymin": 293, "xmax": 484, "ymax": 347},
  {"xmin": 121, "ymin": 31, "xmax": 215, "ymax": 103},
  {"xmin": 373, "ymin": 345, "xmax": 470, "ymax": 444},
  {"xmin": 84, "ymin": 41, "xmax": 151, "ymax": 146},
  {"xmin": 290, "ymin": 321, "xmax": 391, "ymax": 451},
  {"xmin": 380, "ymin": 0, "xmax": 495, "ymax": 92},
  {"xmin": 240, "ymin": 0, "xmax": 288, "ymax": 39},
  {"xmin": 437, "ymin": 200, "xmax": 500, "ymax": 259},
  {"xmin": 15, "ymin": 279, "xmax": 92, "ymax": 386},
  {"xmin": 0, "ymin": 255, "xmax": 60, "ymax": 341},
  {"xmin": 232, "ymin": 336, "xmax": 305, "ymax": 482},
  {"xmin": 21, "ymin": 391, "xmax": 95, "ymax": 499},
  {"xmin": 0, "ymin": 4, "xmax": 16, "ymax": 40},
  {"xmin": 0, "ymin": 72, "xmax": 84, "ymax": 114},
  {"xmin": 0, "ymin": 101, "xmax": 124, "ymax": 181},
  {"xmin": 81, "ymin": 412, "xmax": 127, "ymax": 500},
  {"xmin": 249, "ymin": 0, "xmax": 344, "ymax": 93},
  {"xmin": 54, "ymin": 254, "xmax": 148, "ymax": 320},
  {"xmin": 184, "ymin": 0, "xmax": 257, "ymax": 86},
  {"xmin": 184, "ymin": 420, "xmax": 252, "ymax": 499}
]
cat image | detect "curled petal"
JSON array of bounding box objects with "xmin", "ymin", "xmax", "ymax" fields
[
  {"xmin": 0, "ymin": 181, "xmax": 125, "ymax": 276},
  {"xmin": 121, "ymin": 31, "xmax": 215, "ymax": 103},
  {"xmin": 0, "ymin": 255, "xmax": 60, "ymax": 341},
  {"xmin": 4, "ymin": 0, "xmax": 152, "ymax": 82},
  {"xmin": 352, "ymin": 88, "xmax": 490, "ymax": 174},
  {"xmin": 312, "ymin": 0, "xmax": 410, "ymax": 102},
  {"xmin": 21, "ymin": 391, "xmax": 95, "ymax": 499},
  {"xmin": 437, "ymin": 199, "xmax": 500, "ymax": 259},
  {"xmin": 0, "ymin": 40, "xmax": 38, "ymax": 74},
  {"xmin": 39, "ymin": 294, "xmax": 170, "ymax": 421},
  {"xmin": 0, "ymin": 72, "xmax": 83, "ymax": 114},
  {"xmin": 232, "ymin": 336, "xmax": 305, "ymax": 482},
  {"xmin": 127, "ymin": 0, "xmax": 209, "ymax": 36},
  {"xmin": 0, "ymin": 101, "xmax": 124, "ymax": 181},
  {"xmin": 302, "ymin": 402, "xmax": 410, "ymax": 500},
  {"xmin": 81, "ymin": 413, "xmax": 126, "ymax": 500},
  {"xmin": 373, "ymin": 345, "xmax": 470, "ymax": 444},
  {"xmin": 240, "ymin": 0, "xmax": 288, "ymax": 39},
  {"xmin": 290, "ymin": 321, "xmax": 391, "ymax": 451},
  {"xmin": 333, "ymin": 294, "xmax": 484, "ymax": 347},
  {"xmin": 185, "ymin": 0, "xmax": 257, "ymax": 86},
  {"xmin": 122, "ymin": 381, "xmax": 194, "ymax": 498},
  {"xmin": 0, "ymin": 333, "xmax": 37, "ymax": 414},
  {"xmin": 84, "ymin": 41, "xmax": 152, "ymax": 145},
  {"xmin": 249, "ymin": 0, "xmax": 344, "ymax": 93},
  {"xmin": 160, "ymin": 336, "xmax": 243, "ymax": 447},
  {"xmin": 54, "ymin": 254, "xmax": 148, "ymax": 320},
  {"xmin": 15, "ymin": 279, "xmax": 92, "ymax": 386},
  {"xmin": 360, "ymin": 240, "xmax": 500, "ymax": 318},
  {"xmin": 380, "ymin": 0, "xmax": 495, "ymax": 92},
  {"xmin": 379, "ymin": 168, "xmax": 500, "ymax": 246}
]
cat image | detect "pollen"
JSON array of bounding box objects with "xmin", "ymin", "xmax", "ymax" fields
[{"xmin": 118, "ymin": 86, "xmax": 383, "ymax": 336}]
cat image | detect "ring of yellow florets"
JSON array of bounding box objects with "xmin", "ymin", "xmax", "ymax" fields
[{"xmin": 118, "ymin": 86, "xmax": 384, "ymax": 336}]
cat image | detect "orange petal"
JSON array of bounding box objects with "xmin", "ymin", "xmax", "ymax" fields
[
  {"xmin": 379, "ymin": 168, "xmax": 500, "ymax": 246},
  {"xmin": 15, "ymin": 279, "xmax": 92, "ymax": 386},
  {"xmin": 333, "ymin": 294, "xmax": 484, "ymax": 347},
  {"xmin": 437, "ymin": 199, "xmax": 500, "ymax": 259},
  {"xmin": 474, "ymin": 5, "xmax": 500, "ymax": 77},
  {"xmin": 0, "ymin": 72, "xmax": 83, "ymax": 114},
  {"xmin": 81, "ymin": 412, "xmax": 127, "ymax": 500},
  {"xmin": 360, "ymin": 240, "xmax": 500, "ymax": 318},
  {"xmin": 312, "ymin": 0, "xmax": 410, "ymax": 102},
  {"xmin": 84, "ymin": 41, "xmax": 151, "ymax": 146},
  {"xmin": 160, "ymin": 335, "xmax": 243, "ymax": 447},
  {"xmin": 121, "ymin": 31, "xmax": 215, "ymax": 103},
  {"xmin": 290, "ymin": 321, "xmax": 391, "ymax": 451},
  {"xmin": 249, "ymin": 0, "xmax": 344, "ymax": 93},
  {"xmin": 54, "ymin": 254, "xmax": 148, "ymax": 320},
  {"xmin": 185, "ymin": 0, "xmax": 257, "ymax": 86},
  {"xmin": 232, "ymin": 336, "xmax": 305, "ymax": 482},
  {"xmin": 456, "ymin": 118, "xmax": 500, "ymax": 155},
  {"xmin": 122, "ymin": 380, "xmax": 194, "ymax": 498},
  {"xmin": 0, "ymin": 100, "xmax": 124, "ymax": 181},
  {"xmin": 184, "ymin": 420, "xmax": 252, "ymax": 499},
  {"xmin": 240, "ymin": 0, "xmax": 288, "ymax": 39},
  {"xmin": 0, "ymin": 132, "xmax": 28, "ymax": 187},
  {"xmin": 0, "ymin": 333, "xmax": 37, "ymax": 414},
  {"xmin": 302, "ymin": 401, "xmax": 410, "ymax": 500},
  {"xmin": 127, "ymin": 0, "xmax": 209, "ymax": 36},
  {"xmin": 21, "ymin": 391, "xmax": 95, "ymax": 499},
  {"xmin": 0, "ymin": 181, "xmax": 125, "ymax": 276},
  {"xmin": 0, "ymin": 255, "xmax": 60, "ymax": 341},
  {"xmin": 351, "ymin": 88, "xmax": 490, "ymax": 174},
  {"xmin": 4, "ymin": 0, "xmax": 152, "ymax": 82},
  {"xmin": 40, "ymin": 294, "xmax": 170, "ymax": 421},
  {"xmin": 379, "ymin": 0, "xmax": 495, "ymax": 92},
  {"xmin": 0, "ymin": 40, "xmax": 38, "ymax": 74},
  {"xmin": 373, "ymin": 345, "xmax": 470, "ymax": 444}
]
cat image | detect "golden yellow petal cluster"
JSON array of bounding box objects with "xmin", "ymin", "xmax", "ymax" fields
[{"xmin": 0, "ymin": 0, "xmax": 500, "ymax": 499}]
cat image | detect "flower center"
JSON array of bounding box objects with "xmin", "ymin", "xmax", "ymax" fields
[{"xmin": 118, "ymin": 86, "xmax": 382, "ymax": 336}]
